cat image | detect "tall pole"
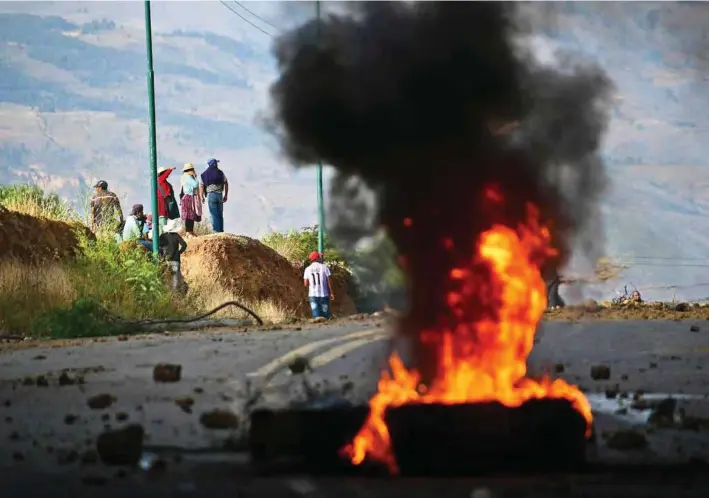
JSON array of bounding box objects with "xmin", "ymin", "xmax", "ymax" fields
[
  {"xmin": 315, "ymin": 0, "xmax": 325, "ymax": 257},
  {"xmin": 144, "ymin": 0, "xmax": 160, "ymax": 257}
]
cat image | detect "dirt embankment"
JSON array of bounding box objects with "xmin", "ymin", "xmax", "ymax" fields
[
  {"xmin": 0, "ymin": 206, "xmax": 91, "ymax": 264},
  {"xmin": 181, "ymin": 234, "xmax": 357, "ymax": 318}
]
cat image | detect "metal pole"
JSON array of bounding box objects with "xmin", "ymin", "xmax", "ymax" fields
[
  {"xmin": 144, "ymin": 0, "xmax": 160, "ymax": 257},
  {"xmin": 315, "ymin": 0, "xmax": 325, "ymax": 257}
]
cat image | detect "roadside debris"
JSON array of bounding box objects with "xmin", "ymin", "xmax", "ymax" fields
[
  {"xmin": 153, "ymin": 363, "xmax": 182, "ymax": 383},
  {"xmin": 590, "ymin": 364, "xmax": 611, "ymax": 380},
  {"xmin": 96, "ymin": 424, "xmax": 145, "ymax": 465},
  {"xmin": 87, "ymin": 393, "xmax": 116, "ymax": 410},
  {"xmin": 288, "ymin": 356, "xmax": 312, "ymax": 374},
  {"xmin": 690, "ymin": 324, "xmax": 700, "ymax": 332},
  {"xmin": 174, "ymin": 396, "xmax": 195, "ymax": 413},
  {"xmin": 605, "ymin": 429, "xmax": 648, "ymax": 450},
  {"xmin": 199, "ymin": 409, "xmax": 239, "ymax": 429}
]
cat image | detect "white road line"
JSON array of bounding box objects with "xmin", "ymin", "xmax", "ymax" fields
[
  {"xmin": 309, "ymin": 336, "xmax": 386, "ymax": 370},
  {"xmin": 245, "ymin": 328, "xmax": 383, "ymax": 379}
]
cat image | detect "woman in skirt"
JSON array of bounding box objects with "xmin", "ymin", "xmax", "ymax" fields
[{"xmin": 180, "ymin": 163, "xmax": 202, "ymax": 236}]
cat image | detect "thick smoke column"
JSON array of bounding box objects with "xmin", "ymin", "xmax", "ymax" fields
[{"xmin": 268, "ymin": 2, "xmax": 613, "ymax": 379}]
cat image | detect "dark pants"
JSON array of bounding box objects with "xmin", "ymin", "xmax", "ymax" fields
[
  {"xmin": 309, "ymin": 296, "xmax": 331, "ymax": 319},
  {"xmin": 138, "ymin": 240, "xmax": 152, "ymax": 251},
  {"xmin": 185, "ymin": 219, "xmax": 195, "ymax": 233},
  {"xmin": 207, "ymin": 193, "xmax": 224, "ymax": 233},
  {"xmin": 547, "ymin": 278, "xmax": 565, "ymax": 308}
]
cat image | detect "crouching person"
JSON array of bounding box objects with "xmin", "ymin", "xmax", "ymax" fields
[{"xmin": 158, "ymin": 219, "xmax": 188, "ymax": 292}]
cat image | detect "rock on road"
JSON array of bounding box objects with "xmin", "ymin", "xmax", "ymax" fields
[{"xmin": 2, "ymin": 317, "xmax": 709, "ymax": 496}]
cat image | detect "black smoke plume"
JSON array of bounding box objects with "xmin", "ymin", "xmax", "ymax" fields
[{"xmin": 268, "ymin": 2, "xmax": 613, "ymax": 379}]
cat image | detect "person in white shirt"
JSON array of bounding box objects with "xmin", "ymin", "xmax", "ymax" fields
[{"xmin": 303, "ymin": 251, "xmax": 335, "ymax": 319}]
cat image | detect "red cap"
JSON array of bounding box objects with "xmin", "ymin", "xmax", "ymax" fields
[{"xmin": 308, "ymin": 251, "xmax": 321, "ymax": 262}]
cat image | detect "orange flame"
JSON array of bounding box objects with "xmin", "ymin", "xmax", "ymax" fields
[{"xmin": 342, "ymin": 203, "xmax": 592, "ymax": 474}]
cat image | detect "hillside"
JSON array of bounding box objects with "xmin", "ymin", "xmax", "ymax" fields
[{"xmin": 1, "ymin": 2, "xmax": 709, "ymax": 300}]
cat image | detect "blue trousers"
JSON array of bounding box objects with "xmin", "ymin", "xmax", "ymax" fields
[
  {"xmin": 309, "ymin": 296, "xmax": 331, "ymax": 319},
  {"xmin": 207, "ymin": 193, "xmax": 224, "ymax": 233}
]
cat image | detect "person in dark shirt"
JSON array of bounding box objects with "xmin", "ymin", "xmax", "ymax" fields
[
  {"xmin": 158, "ymin": 219, "xmax": 188, "ymax": 291},
  {"xmin": 90, "ymin": 180, "xmax": 124, "ymax": 233}
]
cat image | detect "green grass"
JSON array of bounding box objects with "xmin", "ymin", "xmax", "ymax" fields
[{"xmin": 0, "ymin": 184, "xmax": 183, "ymax": 338}]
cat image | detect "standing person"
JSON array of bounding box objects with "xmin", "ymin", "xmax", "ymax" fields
[
  {"xmin": 179, "ymin": 163, "xmax": 202, "ymax": 237},
  {"xmin": 122, "ymin": 203, "xmax": 151, "ymax": 251},
  {"xmin": 303, "ymin": 251, "xmax": 335, "ymax": 320},
  {"xmin": 158, "ymin": 219, "xmax": 188, "ymax": 292},
  {"xmin": 157, "ymin": 166, "xmax": 180, "ymax": 230},
  {"xmin": 199, "ymin": 158, "xmax": 228, "ymax": 233},
  {"xmin": 90, "ymin": 180, "xmax": 123, "ymax": 233}
]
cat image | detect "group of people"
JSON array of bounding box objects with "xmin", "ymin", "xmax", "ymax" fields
[
  {"xmin": 88, "ymin": 160, "xmax": 339, "ymax": 317},
  {"xmin": 89, "ymin": 158, "xmax": 229, "ymax": 238},
  {"xmin": 88, "ymin": 158, "xmax": 230, "ymax": 291}
]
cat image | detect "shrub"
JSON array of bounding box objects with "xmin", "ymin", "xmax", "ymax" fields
[
  {"xmin": 0, "ymin": 184, "xmax": 77, "ymax": 221},
  {"xmin": 261, "ymin": 225, "xmax": 346, "ymax": 263}
]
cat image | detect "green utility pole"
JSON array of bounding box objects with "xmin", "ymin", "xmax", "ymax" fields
[
  {"xmin": 315, "ymin": 0, "xmax": 325, "ymax": 257},
  {"xmin": 144, "ymin": 0, "xmax": 160, "ymax": 257}
]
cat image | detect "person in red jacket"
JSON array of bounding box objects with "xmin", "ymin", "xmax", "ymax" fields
[{"xmin": 157, "ymin": 166, "xmax": 179, "ymax": 229}]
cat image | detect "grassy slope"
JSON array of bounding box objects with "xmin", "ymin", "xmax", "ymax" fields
[{"xmin": 1, "ymin": 2, "xmax": 709, "ymax": 299}]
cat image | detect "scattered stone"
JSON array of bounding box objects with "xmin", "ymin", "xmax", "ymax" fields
[
  {"xmin": 193, "ymin": 387, "xmax": 204, "ymax": 394},
  {"xmin": 96, "ymin": 424, "xmax": 144, "ymax": 466},
  {"xmin": 690, "ymin": 324, "xmax": 700, "ymax": 333},
  {"xmin": 554, "ymin": 363, "xmax": 565, "ymax": 374},
  {"xmin": 8, "ymin": 431, "xmax": 20, "ymax": 441},
  {"xmin": 341, "ymin": 381, "xmax": 355, "ymax": 394},
  {"xmin": 199, "ymin": 409, "xmax": 239, "ymax": 430},
  {"xmin": 648, "ymin": 398, "xmax": 677, "ymax": 428},
  {"xmin": 606, "ymin": 430, "xmax": 648, "ymax": 450},
  {"xmin": 100, "ymin": 413, "xmax": 110, "ymax": 422},
  {"xmin": 590, "ymin": 364, "xmax": 611, "ymax": 380},
  {"xmin": 64, "ymin": 414, "xmax": 79, "ymax": 425},
  {"xmin": 115, "ymin": 412, "xmax": 129, "ymax": 422},
  {"xmin": 35, "ymin": 375, "xmax": 49, "ymax": 387},
  {"xmin": 22, "ymin": 377, "xmax": 34, "ymax": 386},
  {"xmin": 649, "ymin": 362, "xmax": 658, "ymax": 369},
  {"xmin": 3, "ymin": 400, "xmax": 10, "ymax": 407},
  {"xmin": 87, "ymin": 394, "xmax": 116, "ymax": 410},
  {"xmin": 12, "ymin": 451, "xmax": 24, "ymax": 462},
  {"xmin": 174, "ymin": 397, "xmax": 194, "ymax": 413},
  {"xmin": 605, "ymin": 384, "xmax": 620, "ymax": 399},
  {"xmin": 621, "ymin": 374, "xmax": 629, "ymax": 381},
  {"xmin": 153, "ymin": 364, "xmax": 182, "ymax": 383},
  {"xmin": 33, "ymin": 355, "xmax": 46, "ymax": 360},
  {"xmin": 288, "ymin": 356, "xmax": 311, "ymax": 374},
  {"xmin": 58, "ymin": 372, "xmax": 77, "ymax": 386}
]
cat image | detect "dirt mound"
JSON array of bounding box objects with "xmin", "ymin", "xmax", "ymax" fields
[
  {"xmin": 0, "ymin": 206, "xmax": 91, "ymax": 264},
  {"xmin": 292, "ymin": 260, "xmax": 358, "ymax": 317},
  {"xmin": 181, "ymin": 234, "xmax": 310, "ymax": 317}
]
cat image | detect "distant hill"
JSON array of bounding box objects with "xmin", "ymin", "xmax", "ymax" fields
[{"xmin": 1, "ymin": 1, "xmax": 709, "ymax": 300}]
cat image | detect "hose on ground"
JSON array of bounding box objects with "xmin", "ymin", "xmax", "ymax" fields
[
  {"xmin": 134, "ymin": 301, "xmax": 264, "ymax": 326},
  {"xmin": 0, "ymin": 300, "xmax": 264, "ymax": 342}
]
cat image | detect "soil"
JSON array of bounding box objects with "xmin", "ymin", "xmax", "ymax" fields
[{"xmin": 0, "ymin": 206, "xmax": 92, "ymax": 264}]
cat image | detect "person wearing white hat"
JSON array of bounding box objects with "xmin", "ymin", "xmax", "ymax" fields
[
  {"xmin": 158, "ymin": 218, "xmax": 188, "ymax": 292},
  {"xmin": 179, "ymin": 163, "xmax": 202, "ymax": 237}
]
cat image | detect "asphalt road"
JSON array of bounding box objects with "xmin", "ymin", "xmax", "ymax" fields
[{"xmin": 2, "ymin": 317, "xmax": 709, "ymax": 496}]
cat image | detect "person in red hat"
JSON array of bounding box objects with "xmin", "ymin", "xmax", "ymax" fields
[{"xmin": 303, "ymin": 250, "xmax": 335, "ymax": 320}]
